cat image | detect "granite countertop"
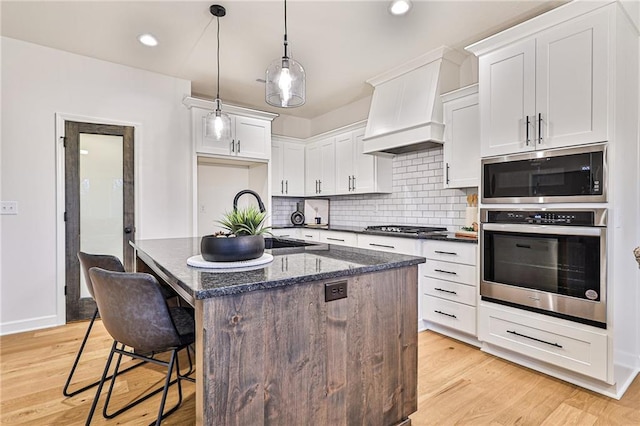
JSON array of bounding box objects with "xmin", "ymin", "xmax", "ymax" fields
[
  {"xmin": 273, "ymin": 224, "xmax": 478, "ymax": 244},
  {"xmin": 133, "ymin": 237, "xmax": 425, "ymax": 302}
]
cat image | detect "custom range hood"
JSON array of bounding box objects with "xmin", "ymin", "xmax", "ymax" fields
[{"xmin": 363, "ymin": 46, "xmax": 467, "ymax": 155}]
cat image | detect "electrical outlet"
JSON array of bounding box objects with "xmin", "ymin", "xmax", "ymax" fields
[
  {"xmin": 1, "ymin": 201, "xmax": 18, "ymax": 215},
  {"xmin": 325, "ymin": 281, "xmax": 347, "ymax": 302}
]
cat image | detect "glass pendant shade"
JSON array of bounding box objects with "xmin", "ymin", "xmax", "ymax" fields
[
  {"xmin": 266, "ymin": 56, "xmax": 306, "ymax": 108},
  {"xmin": 205, "ymin": 99, "xmax": 232, "ymax": 142}
]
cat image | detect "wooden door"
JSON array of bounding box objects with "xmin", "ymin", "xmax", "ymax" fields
[
  {"xmin": 479, "ymin": 38, "xmax": 536, "ymax": 157},
  {"xmin": 535, "ymin": 7, "xmax": 609, "ymax": 149},
  {"xmin": 64, "ymin": 121, "xmax": 135, "ymax": 322}
]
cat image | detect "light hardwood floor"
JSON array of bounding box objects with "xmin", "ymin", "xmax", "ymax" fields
[{"xmin": 1, "ymin": 320, "xmax": 638, "ymax": 425}]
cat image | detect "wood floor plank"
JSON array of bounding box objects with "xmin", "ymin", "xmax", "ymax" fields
[{"xmin": 1, "ymin": 321, "xmax": 639, "ymax": 425}]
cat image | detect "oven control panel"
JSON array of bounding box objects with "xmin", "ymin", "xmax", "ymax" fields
[{"xmin": 484, "ymin": 210, "xmax": 606, "ymax": 226}]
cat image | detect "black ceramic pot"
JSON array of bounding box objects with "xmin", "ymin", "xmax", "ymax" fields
[{"xmin": 200, "ymin": 235, "xmax": 265, "ymax": 262}]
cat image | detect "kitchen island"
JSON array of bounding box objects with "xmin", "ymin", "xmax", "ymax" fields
[{"xmin": 133, "ymin": 237, "xmax": 425, "ymax": 425}]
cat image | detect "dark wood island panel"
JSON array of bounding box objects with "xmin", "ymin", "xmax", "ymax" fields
[{"xmin": 195, "ymin": 266, "xmax": 418, "ymax": 425}]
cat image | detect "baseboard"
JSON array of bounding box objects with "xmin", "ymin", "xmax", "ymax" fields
[
  {"xmin": 481, "ymin": 342, "xmax": 638, "ymax": 399},
  {"xmin": 423, "ymin": 321, "xmax": 481, "ymax": 348},
  {"xmin": 0, "ymin": 315, "xmax": 62, "ymax": 336}
]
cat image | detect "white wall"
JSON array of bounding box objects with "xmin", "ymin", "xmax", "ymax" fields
[
  {"xmin": 310, "ymin": 96, "xmax": 372, "ymax": 136},
  {"xmin": 272, "ymin": 113, "xmax": 311, "ymax": 139},
  {"xmin": 0, "ymin": 37, "xmax": 192, "ymax": 334}
]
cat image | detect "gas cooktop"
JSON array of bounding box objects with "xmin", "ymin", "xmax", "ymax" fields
[{"xmin": 363, "ymin": 225, "xmax": 447, "ymax": 236}]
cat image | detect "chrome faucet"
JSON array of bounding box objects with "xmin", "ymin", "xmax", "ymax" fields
[{"xmin": 233, "ymin": 189, "xmax": 266, "ymax": 213}]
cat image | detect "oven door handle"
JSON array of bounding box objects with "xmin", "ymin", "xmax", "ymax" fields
[{"xmin": 481, "ymin": 223, "xmax": 604, "ymax": 237}]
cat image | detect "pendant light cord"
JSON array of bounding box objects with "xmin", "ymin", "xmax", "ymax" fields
[
  {"xmin": 216, "ymin": 14, "xmax": 221, "ymax": 102},
  {"xmin": 283, "ymin": 0, "xmax": 289, "ymax": 59}
]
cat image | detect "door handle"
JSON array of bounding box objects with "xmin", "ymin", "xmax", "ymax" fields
[
  {"xmin": 231, "ymin": 140, "xmax": 235, "ymax": 153},
  {"xmin": 525, "ymin": 115, "xmax": 530, "ymax": 146},
  {"xmin": 237, "ymin": 140, "xmax": 241, "ymax": 152},
  {"xmin": 285, "ymin": 180, "xmax": 288, "ymax": 194},
  {"xmin": 318, "ymin": 180, "xmax": 322, "ymax": 193},
  {"xmin": 281, "ymin": 180, "xmax": 284, "ymax": 194},
  {"xmin": 446, "ymin": 163, "xmax": 450, "ymax": 184},
  {"xmin": 348, "ymin": 176, "xmax": 352, "ymax": 191},
  {"xmin": 537, "ymin": 113, "xmax": 543, "ymax": 144},
  {"xmin": 352, "ymin": 175, "xmax": 356, "ymax": 190},
  {"xmin": 124, "ymin": 227, "xmax": 133, "ymax": 234}
]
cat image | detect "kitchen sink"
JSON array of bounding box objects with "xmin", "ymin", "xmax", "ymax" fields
[{"xmin": 264, "ymin": 237, "xmax": 317, "ymax": 249}]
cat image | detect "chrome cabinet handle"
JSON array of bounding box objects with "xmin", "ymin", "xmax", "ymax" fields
[
  {"xmin": 434, "ymin": 310, "xmax": 457, "ymax": 319},
  {"xmin": 525, "ymin": 116, "xmax": 530, "ymax": 146},
  {"xmin": 507, "ymin": 330, "xmax": 562, "ymax": 348},
  {"xmin": 446, "ymin": 163, "xmax": 450, "ymax": 184},
  {"xmin": 352, "ymin": 175, "xmax": 356, "ymax": 190},
  {"xmin": 369, "ymin": 243, "xmax": 395, "ymax": 249},
  {"xmin": 285, "ymin": 180, "xmax": 288, "ymax": 194},
  {"xmin": 538, "ymin": 113, "xmax": 543, "ymax": 144},
  {"xmin": 231, "ymin": 140, "xmax": 235, "ymax": 152},
  {"xmin": 281, "ymin": 180, "xmax": 284, "ymax": 194},
  {"xmin": 348, "ymin": 176, "xmax": 352, "ymax": 191},
  {"xmin": 237, "ymin": 140, "xmax": 241, "ymax": 152},
  {"xmin": 434, "ymin": 288, "xmax": 457, "ymax": 295},
  {"xmin": 435, "ymin": 250, "xmax": 457, "ymax": 256},
  {"xmin": 434, "ymin": 269, "xmax": 457, "ymax": 275},
  {"xmin": 318, "ymin": 180, "xmax": 322, "ymax": 193},
  {"xmin": 327, "ymin": 237, "xmax": 345, "ymax": 242}
]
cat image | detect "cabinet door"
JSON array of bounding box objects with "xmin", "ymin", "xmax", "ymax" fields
[
  {"xmin": 334, "ymin": 132, "xmax": 354, "ymax": 194},
  {"xmin": 235, "ymin": 116, "xmax": 270, "ymax": 160},
  {"xmin": 305, "ymin": 142, "xmax": 321, "ymax": 195},
  {"xmin": 353, "ymin": 129, "xmax": 377, "ymax": 193},
  {"xmin": 479, "ymin": 39, "xmax": 536, "ymax": 157},
  {"xmin": 318, "ymin": 138, "xmax": 336, "ymax": 195},
  {"xmin": 282, "ymin": 143, "xmax": 305, "ymax": 196},
  {"xmin": 443, "ymin": 93, "xmax": 480, "ymax": 189},
  {"xmin": 194, "ymin": 107, "xmax": 233, "ymax": 156},
  {"xmin": 535, "ymin": 8, "xmax": 609, "ymax": 149},
  {"xmin": 271, "ymin": 141, "xmax": 284, "ymax": 195}
]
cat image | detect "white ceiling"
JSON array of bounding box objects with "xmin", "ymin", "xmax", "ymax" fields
[{"xmin": 1, "ymin": 0, "xmax": 566, "ymax": 119}]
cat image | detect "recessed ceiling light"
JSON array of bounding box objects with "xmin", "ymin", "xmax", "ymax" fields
[
  {"xmin": 389, "ymin": 0, "xmax": 412, "ymax": 16},
  {"xmin": 138, "ymin": 33, "xmax": 158, "ymax": 47}
]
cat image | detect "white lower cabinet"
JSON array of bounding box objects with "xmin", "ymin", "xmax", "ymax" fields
[
  {"xmin": 271, "ymin": 228, "xmax": 301, "ymax": 239},
  {"xmin": 478, "ymin": 302, "xmax": 608, "ymax": 382},
  {"xmin": 421, "ymin": 240, "xmax": 478, "ymax": 338},
  {"xmin": 318, "ymin": 230, "xmax": 357, "ymax": 247},
  {"xmin": 356, "ymin": 234, "xmax": 421, "ymax": 255}
]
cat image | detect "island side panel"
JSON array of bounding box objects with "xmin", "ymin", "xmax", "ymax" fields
[{"xmin": 199, "ymin": 266, "xmax": 418, "ymax": 425}]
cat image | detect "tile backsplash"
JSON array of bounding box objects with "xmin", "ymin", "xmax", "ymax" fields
[{"xmin": 272, "ymin": 147, "xmax": 477, "ymax": 230}]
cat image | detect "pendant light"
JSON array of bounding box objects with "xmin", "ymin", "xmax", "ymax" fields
[
  {"xmin": 205, "ymin": 5, "xmax": 232, "ymax": 142},
  {"xmin": 265, "ymin": 0, "xmax": 306, "ymax": 108}
]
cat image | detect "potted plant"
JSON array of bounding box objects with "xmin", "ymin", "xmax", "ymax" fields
[{"xmin": 201, "ymin": 206, "xmax": 271, "ymax": 262}]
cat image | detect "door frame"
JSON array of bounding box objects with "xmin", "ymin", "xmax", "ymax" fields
[{"xmin": 55, "ymin": 113, "xmax": 142, "ymax": 325}]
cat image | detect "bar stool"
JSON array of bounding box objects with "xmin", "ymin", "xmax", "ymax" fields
[{"xmin": 85, "ymin": 268, "xmax": 195, "ymax": 426}]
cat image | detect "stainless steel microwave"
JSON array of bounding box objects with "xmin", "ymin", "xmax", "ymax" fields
[{"xmin": 482, "ymin": 144, "xmax": 607, "ymax": 204}]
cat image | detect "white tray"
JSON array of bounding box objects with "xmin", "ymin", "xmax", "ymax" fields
[{"xmin": 186, "ymin": 253, "xmax": 273, "ymax": 269}]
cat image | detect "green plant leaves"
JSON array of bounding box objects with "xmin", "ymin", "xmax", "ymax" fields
[{"xmin": 217, "ymin": 206, "xmax": 271, "ymax": 236}]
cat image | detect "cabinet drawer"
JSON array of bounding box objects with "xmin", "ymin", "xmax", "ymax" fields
[
  {"xmin": 300, "ymin": 229, "xmax": 321, "ymax": 242},
  {"xmin": 319, "ymin": 231, "xmax": 357, "ymax": 247},
  {"xmin": 423, "ymin": 240, "xmax": 477, "ymax": 265},
  {"xmin": 271, "ymin": 228, "xmax": 301, "ymax": 239},
  {"xmin": 423, "ymin": 295, "xmax": 476, "ymax": 335},
  {"xmin": 424, "ymin": 277, "xmax": 476, "ymax": 306},
  {"xmin": 357, "ymin": 234, "xmax": 420, "ymax": 255},
  {"xmin": 425, "ymin": 260, "xmax": 476, "ymax": 286},
  {"xmin": 478, "ymin": 303, "xmax": 608, "ymax": 381}
]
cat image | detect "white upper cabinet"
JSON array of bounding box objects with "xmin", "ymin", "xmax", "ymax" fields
[
  {"xmin": 305, "ymin": 137, "xmax": 336, "ymax": 196},
  {"xmin": 474, "ymin": 7, "xmax": 610, "ymax": 157},
  {"xmin": 272, "ymin": 138, "xmax": 305, "ymax": 197},
  {"xmin": 184, "ymin": 98, "xmax": 276, "ymax": 161},
  {"xmin": 441, "ymin": 84, "xmax": 480, "ymax": 189},
  {"xmin": 318, "ymin": 126, "xmax": 392, "ymax": 196}
]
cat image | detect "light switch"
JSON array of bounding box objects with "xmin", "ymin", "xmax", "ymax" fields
[{"xmin": 1, "ymin": 201, "xmax": 18, "ymax": 215}]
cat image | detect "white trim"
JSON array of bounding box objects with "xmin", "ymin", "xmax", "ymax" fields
[
  {"xmin": 466, "ymin": 1, "xmax": 614, "ymax": 56},
  {"xmin": 0, "ymin": 314, "xmax": 60, "ymax": 336},
  {"xmin": 55, "ymin": 113, "xmax": 142, "ymax": 326},
  {"xmin": 182, "ymin": 96, "xmax": 278, "ymax": 121},
  {"xmin": 366, "ymin": 46, "xmax": 468, "ymax": 87}
]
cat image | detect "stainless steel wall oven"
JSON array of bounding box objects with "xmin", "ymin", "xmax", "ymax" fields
[
  {"xmin": 480, "ymin": 208, "xmax": 607, "ymax": 328},
  {"xmin": 482, "ymin": 144, "xmax": 606, "ymax": 204}
]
